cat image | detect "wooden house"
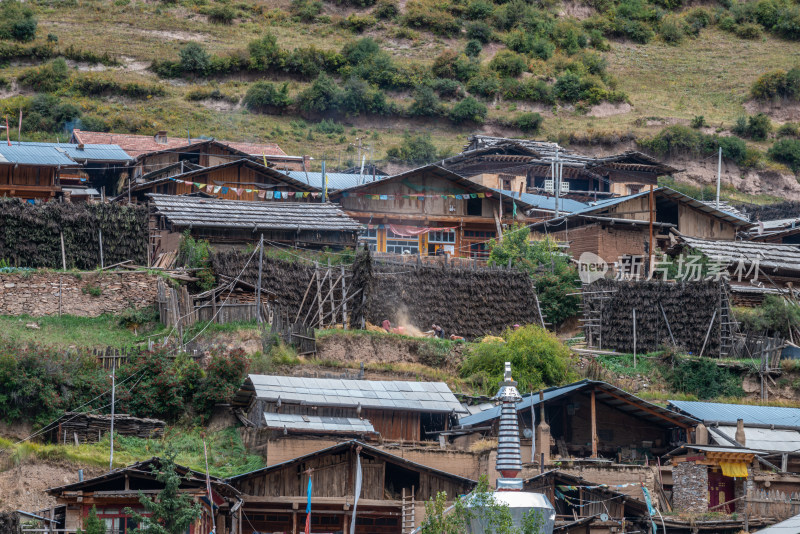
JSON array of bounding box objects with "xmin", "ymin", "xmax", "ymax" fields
[
  {"xmin": 447, "ymin": 136, "xmax": 678, "ymax": 201},
  {"xmin": 328, "ymin": 164, "xmax": 536, "ymax": 258},
  {"xmin": 124, "ymin": 159, "xmax": 318, "ymax": 203},
  {"xmin": 529, "ymin": 187, "xmax": 753, "ymax": 272},
  {"xmin": 148, "ymin": 194, "xmax": 361, "ymax": 258},
  {"xmin": 45, "ymin": 457, "xmax": 242, "ymax": 534},
  {"xmin": 0, "ymin": 143, "xmax": 79, "ymax": 201},
  {"xmin": 524, "ymin": 470, "xmax": 650, "ymax": 534},
  {"xmin": 458, "ymin": 380, "xmax": 698, "ymax": 464},
  {"xmin": 227, "ymin": 440, "xmax": 476, "ymax": 534},
  {"xmin": 749, "ymin": 217, "xmax": 800, "ymax": 245},
  {"xmin": 233, "ymin": 374, "xmax": 467, "ymax": 443}
]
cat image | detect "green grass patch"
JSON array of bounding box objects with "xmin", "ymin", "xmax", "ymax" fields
[
  {"xmin": 0, "ymin": 314, "xmax": 167, "ymax": 348},
  {"xmin": 0, "ymin": 427, "xmax": 264, "ymax": 477}
]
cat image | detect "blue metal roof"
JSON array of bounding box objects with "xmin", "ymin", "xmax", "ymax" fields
[
  {"xmin": 0, "ymin": 142, "xmax": 130, "ymax": 166},
  {"xmin": 668, "ymin": 400, "xmax": 800, "ymax": 427},
  {"xmin": 494, "ymin": 189, "xmax": 588, "ymax": 214},
  {"xmin": 280, "ymin": 170, "xmax": 387, "ymax": 191},
  {"xmin": 753, "ymin": 512, "xmax": 800, "ymax": 533}
]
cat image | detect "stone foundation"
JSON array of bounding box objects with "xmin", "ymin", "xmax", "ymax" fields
[
  {"xmin": 0, "ymin": 271, "xmax": 159, "ymax": 317},
  {"xmin": 673, "ymin": 461, "xmax": 708, "ymax": 513}
]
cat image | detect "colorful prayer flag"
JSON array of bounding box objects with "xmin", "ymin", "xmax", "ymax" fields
[{"xmin": 305, "ymin": 475, "xmax": 313, "ymax": 534}]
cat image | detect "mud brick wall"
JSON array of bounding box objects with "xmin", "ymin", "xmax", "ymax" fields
[
  {"xmin": 584, "ymin": 279, "xmax": 724, "ymax": 354},
  {"xmin": 0, "ymin": 272, "xmax": 159, "ymax": 317},
  {"xmin": 673, "ymin": 461, "xmax": 708, "ymax": 513}
]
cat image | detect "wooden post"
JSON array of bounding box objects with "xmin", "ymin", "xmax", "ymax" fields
[
  {"xmin": 256, "ymin": 234, "xmax": 264, "ymax": 323},
  {"xmin": 633, "ymin": 308, "xmax": 637, "ymax": 369},
  {"xmin": 60, "ymin": 231, "xmax": 66, "ymax": 270},
  {"xmin": 341, "ymin": 265, "xmax": 348, "ymax": 329},
  {"xmin": 699, "ymin": 309, "xmax": 718, "ymax": 358},
  {"xmin": 648, "ymin": 188, "xmax": 654, "ymax": 278},
  {"xmin": 98, "ymin": 229, "xmax": 104, "ymax": 269},
  {"xmin": 58, "ymin": 276, "xmax": 62, "ymax": 317},
  {"xmin": 590, "ymin": 388, "xmax": 598, "ymax": 458},
  {"xmin": 327, "ymin": 258, "xmax": 335, "ymax": 325},
  {"xmin": 744, "ymin": 479, "xmax": 749, "ymax": 532},
  {"xmin": 315, "ymin": 262, "xmax": 324, "ymax": 328}
]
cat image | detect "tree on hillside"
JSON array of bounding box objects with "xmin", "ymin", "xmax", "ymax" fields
[
  {"xmin": 487, "ymin": 224, "xmax": 580, "ymax": 327},
  {"xmin": 126, "ymin": 455, "xmax": 202, "ymax": 534},
  {"xmin": 77, "ymin": 506, "xmax": 105, "ymax": 534}
]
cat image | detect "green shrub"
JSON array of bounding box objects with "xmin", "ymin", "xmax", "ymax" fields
[
  {"xmin": 17, "ymin": 58, "xmax": 69, "ymax": 92},
  {"xmin": 778, "ymin": 122, "xmax": 800, "ymax": 137},
  {"xmin": 466, "ymin": 21, "xmax": 493, "ymax": 43},
  {"xmin": 450, "ymin": 96, "xmax": 487, "ymax": 123},
  {"xmin": 752, "ymin": 67, "xmax": 800, "ymax": 100},
  {"xmin": 684, "ymin": 7, "xmax": 711, "ymax": 34},
  {"xmin": 386, "ymin": 132, "xmax": 439, "ymax": 163},
  {"xmin": 733, "ymin": 113, "xmax": 773, "ymax": 140},
  {"xmin": 344, "ymin": 13, "xmax": 377, "ymax": 32},
  {"xmin": 248, "ymin": 33, "xmax": 285, "ymax": 71},
  {"xmin": 374, "ymin": 0, "xmax": 399, "ymax": 19},
  {"xmin": 290, "ymin": 0, "xmax": 323, "ymax": 21},
  {"xmin": 691, "ymin": 115, "xmax": 707, "ymax": 128},
  {"xmin": 554, "ymin": 71, "xmax": 583, "ymax": 102},
  {"xmin": 206, "ymin": 4, "xmax": 236, "ymax": 23},
  {"xmin": 489, "ymin": 49, "xmax": 527, "ymax": 77},
  {"xmin": 516, "ymin": 112, "xmax": 543, "ymax": 133},
  {"xmin": 315, "ymin": 119, "xmax": 344, "ymax": 134},
  {"xmin": 193, "ymin": 350, "xmax": 249, "ymax": 417},
  {"xmin": 339, "ymin": 77, "xmax": 391, "ymax": 115},
  {"xmin": 71, "ymin": 76, "xmax": 167, "ymax": 99},
  {"xmin": 403, "ymin": 0, "xmax": 460, "ymax": 36},
  {"xmin": 461, "ymin": 325, "xmax": 575, "ymax": 395},
  {"xmin": 466, "ymin": 0, "xmax": 494, "ymax": 19},
  {"xmin": 0, "ymin": 1, "xmax": 37, "ymax": 42},
  {"xmin": 409, "ymin": 85, "xmax": 441, "ymax": 116},
  {"xmin": 769, "ymin": 137, "xmax": 800, "ymax": 171},
  {"xmin": 24, "ymin": 94, "xmax": 81, "ymax": 134},
  {"xmin": 735, "ymin": 22, "xmax": 763, "ymax": 39},
  {"xmin": 660, "ymin": 16, "xmax": 685, "ymax": 44},
  {"xmin": 179, "ymin": 42, "xmax": 211, "ymax": 76},
  {"xmin": 466, "ymin": 71, "xmax": 500, "ymax": 97},
  {"xmin": 243, "ymin": 81, "xmax": 292, "ymax": 111},
  {"xmin": 464, "ymin": 39, "xmax": 482, "ymax": 58},
  {"xmin": 432, "ymin": 78, "xmax": 463, "ymax": 99},
  {"xmin": 284, "ymin": 46, "xmax": 344, "ymax": 79},
  {"xmin": 297, "ymin": 73, "xmax": 341, "ymax": 113},
  {"xmin": 666, "ymin": 359, "xmax": 743, "ymax": 399}
]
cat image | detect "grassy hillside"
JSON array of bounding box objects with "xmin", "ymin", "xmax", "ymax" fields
[{"xmin": 1, "ymin": 0, "xmax": 800, "ymax": 179}]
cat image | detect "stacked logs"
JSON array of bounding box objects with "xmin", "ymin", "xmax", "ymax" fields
[
  {"xmin": 0, "ymin": 199, "xmax": 147, "ymax": 269},
  {"xmin": 44, "ymin": 412, "xmax": 165, "ymax": 444}
]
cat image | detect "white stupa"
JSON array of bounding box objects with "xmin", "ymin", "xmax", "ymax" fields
[{"xmin": 465, "ymin": 362, "xmax": 556, "ymax": 534}]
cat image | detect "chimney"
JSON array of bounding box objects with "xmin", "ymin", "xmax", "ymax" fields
[
  {"xmin": 154, "ymin": 131, "xmax": 168, "ymax": 144},
  {"xmin": 77, "ymin": 143, "xmax": 84, "ymax": 151},
  {"xmin": 736, "ymin": 418, "xmax": 746, "ymax": 446},
  {"xmin": 695, "ymin": 423, "xmax": 708, "ymax": 445}
]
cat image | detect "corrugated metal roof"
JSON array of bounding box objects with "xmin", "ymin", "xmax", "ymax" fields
[
  {"xmin": 148, "ymin": 194, "xmax": 362, "ymax": 232},
  {"xmin": 241, "ymin": 374, "xmax": 467, "ymax": 414},
  {"xmin": 0, "ymin": 144, "xmax": 80, "ymax": 166},
  {"xmin": 669, "ymin": 400, "xmax": 800, "ymax": 427},
  {"xmin": 711, "ymin": 425, "xmax": 800, "ymax": 453},
  {"xmin": 263, "ymin": 413, "xmax": 376, "ymax": 434},
  {"xmin": 281, "ymin": 171, "xmax": 387, "ymax": 191},
  {"xmin": 753, "ymin": 512, "xmax": 800, "ymax": 533},
  {"xmin": 495, "ymin": 189, "xmax": 588, "ymax": 214},
  {"xmin": 459, "ymin": 380, "xmax": 697, "ymax": 428},
  {"xmin": 667, "ymin": 444, "xmax": 761, "ymax": 455},
  {"xmin": 677, "ymin": 236, "xmax": 800, "ymax": 273}
]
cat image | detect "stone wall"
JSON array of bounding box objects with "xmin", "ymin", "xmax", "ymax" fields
[
  {"xmin": 673, "ymin": 461, "xmax": 708, "ymax": 513},
  {"xmin": 0, "ymin": 271, "xmax": 159, "ymax": 317}
]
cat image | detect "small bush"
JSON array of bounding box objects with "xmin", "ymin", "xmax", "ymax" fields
[
  {"xmin": 315, "ymin": 119, "xmax": 345, "ymax": 134},
  {"xmin": 777, "ymin": 123, "xmax": 800, "ymax": 137},
  {"xmin": 489, "ymin": 49, "xmax": 527, "ymax": 77},
  {"xmin": 409, "ymin": 85, "xmax": 441, "ymax": 116},
  {"xmin": 432, "ymin": 78, "xmax": 463, "ymax": 99},
  {"xmin": 660, "ymin": 17, "xmax": 685, "ymax": 44},
  {"xmin": 373, "ymin": 0, "xmax": 399, "ymax": 19},
  {"xmin": 290, "ymin": 0, "xmax": 323, "ymax": 21},
  {"xmin": 733, "ymin": 113, "xmax": 772, "ymax": 141},
  {"xmin": 18, "ymin": 58, "xmax": 69, "ymax": 92},
  {"xmin": 466, "ymin": 0, "xmax": 494, "ymax": 19},
  {"xmin": 466, "ymin": 21, "xmax": 493, "ymax": 43},
  {"xmin": 339, "ymin": 77, "xmax": 391, "ymax": 115},
  {"xmin": 248, "ymin": 33, "xmax": 285, "ymax": 71},
  {"xmin": 667, "ymin": 358, "xmax": 743, "ymax": 399},
  {"xmin": 769, "ymin": 137, "xmax": 800, "ymax": 171},
  {"xmin": 751, "ymin": 67, "xmax": 800, "ymax": 101},
  {"xmin": 179, "ymin": 42, "xmax": 211, "ymax": 76},
  {"xmin": 297, "ymin": 73, "xmax": 341, "ymax": 113},
  {"xmin": 735, "ymin": 22, "xmax": 763, "ymax": 39},
  {"xmin": 206, "ymin": 4, "xmax": 236, "ymax": 23},
  {"xmin": 0, "ymin": 1, "xmax": 37, "ymax": 42},
  {"xmin": 466, "ymin": 71, "xmax": 500, "ymax": 97},
  {"xmin": 403, "ymin": 0, "xmax": 461, "ymax": 36},
  {"xmin": 344, "ymin": 13, "xmax": 377, "ymax": 32},
  {"xmin": 449, "ymin": 96, "xmax": 487, "ymax": 124},
  {"xmin": 243, "ymin": 81, "xmax": 291, "ymax": 111},
  {"xmin": 386, "ymin": 132, "xmax": 439, "ymax": 163},
  {"xmin": 516, "ymin": 112, "xmax": 543, "ymax": 133},
  {"xmin": 464, "ymin": 39, "xmax": 482, "ymax": 58},
  {"xmin": 691, "ymin": 115, "xmax": 707, "ymax": 128}
]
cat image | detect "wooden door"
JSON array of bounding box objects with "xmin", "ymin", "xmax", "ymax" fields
[{"xmin": 708, "ymin": 469, "xmax": 736, "ymax": 513}]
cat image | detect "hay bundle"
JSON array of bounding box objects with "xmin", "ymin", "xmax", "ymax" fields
[
  {"xmin": 0, "ymin": 513, "xmax": 20, "ymax": 534},
  {"xmin": 0, "ymin": 198, "xmax": 147, "ymax": 269},
  {"xmin": 587, "ymin": 279, "xmax": 723, "ymax": 354}
]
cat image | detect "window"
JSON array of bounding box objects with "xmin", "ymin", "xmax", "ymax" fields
[
  {"xmin": 359, "ymin": 227, "xmax": 378, "ymax": 251},
  {"xmin": 464, "ymin": 230, "xmax": 495, "ymax": 238},
  {"xmin": 627, "ymin": 185, "xmax": 642, "ymax": 195},
  {"xmin": 386, "ymin": 229, "xmax": 419, "ymax": 255},
  {"xmin": 89, "ymin": 507, "xmax": 143, "ymax": 534},
  {"xmin": 470, "ymin": 242, "xmax": 488, "ymax": 258},
  {"xmin": 428, "ymin": 229, "xmax": 455, "ymax": 244},
  {"xmin": 466, "ymin": 197, "xmax": 483, "ymax": 216}
]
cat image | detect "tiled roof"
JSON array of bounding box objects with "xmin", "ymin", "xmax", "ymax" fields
[
  {"xmin": 71, "ymin": 130, "xmax": 287, "ymax": 158},
  {"xmin": 238, "ymin": 374, "xmax": 467, "ymax": 414},
  {"xmin": 148, "ymin": 194, "xmax": 363, "ymax": 232},
  {"xmin": 668, "ymin": 400, "xmax": 800, "ymax": 427},
  {"xmin": 263, "ymin": 413, "xmax": 377, "ymax": 435},
  {"xmin": 677, "ymin": 236, "xmax": 800, "ymax": 273},
  {"xmin": 495, "ymin": 190, "xmax": 588, "ymax": 214}
]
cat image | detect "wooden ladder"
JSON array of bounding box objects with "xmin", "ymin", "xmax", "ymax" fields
[
  {"xmin": 719, "ymin": 285, "xmax": 735, "ymax": 357},
  {"xmin": 402, "ymin": 486, "xmax": 416, "ymax": 534}
]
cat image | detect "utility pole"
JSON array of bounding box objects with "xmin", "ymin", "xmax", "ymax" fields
[
  {"xmin": 256, "ymin": 233, "xmax": 264, "ymax": 323},
  {"xmin": 716, "ymin": 146, "xmax": 722, "ymax": 210},
  {"xmin": 648, "ymin": 188, "xmax": 654, "ymax": 279},
  {"xmin": 109, "ymin": 360, "xmax": 115, "ymax": 469},
  {"xmin": 553, "ymin": 149, "xmax": 560, "ymax": 218}
]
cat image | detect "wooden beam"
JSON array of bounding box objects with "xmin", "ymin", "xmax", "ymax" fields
[
  {"xmin": 591, "ymin": 389, "xmax": 597, "ymax": 458},
  {"xmin": 340, "ymin": 211, "xmax": 530, "ymax": 224},
  {"xmin": 595, "ymin": 387, "xmax": 691, "ymax": 429}
]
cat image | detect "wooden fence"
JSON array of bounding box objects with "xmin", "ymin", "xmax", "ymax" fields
[
  {"xmin": 269, "ymin": 308, "xmax": 316, "ymax": 355},
  {"xmin": 748, "ymin": 488, "xmax": 800, "ymax": 521}
]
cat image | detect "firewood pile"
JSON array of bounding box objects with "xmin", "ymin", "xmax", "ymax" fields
[
  {"xmin": 0, "ymin": 198, "xmax": 147, "ymax": 269},
  {"xmin": 0, "ymin": 513, "xmax": 19, "ymax": 534},
  {"xmin": 584, "ymin": 279, "xmax": 724, "ymax": 354},
  {"xmin": 42, "ymin": 412, "xmax": 165, "ymax": 444}
]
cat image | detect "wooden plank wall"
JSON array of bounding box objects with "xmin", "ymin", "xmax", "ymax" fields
[
  {"xmin": 363, "ymin": 409, "xmax": 420, "ymax": 442},
  {"xmin": 0, "ymin": 165, "xmax": 56, "ymax": 186}
]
